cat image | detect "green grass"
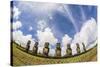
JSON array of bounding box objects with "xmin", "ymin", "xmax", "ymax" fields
[{"xmin": 11, "ymin": 42, "xmax": 97, "ymax": 66}]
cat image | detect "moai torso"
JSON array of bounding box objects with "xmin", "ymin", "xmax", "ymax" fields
[
  {"xmin": 26, "ymin": 40, "xmax": 31, "ymax": 52},
  {"xmin": 76, "ymin": 43, "xmax": 81, "ymax": 54},
  {"xmin": 43, "ymin": 42, "xmax": 49, "ymax": 57},
  {"xmin": 33, "ymin": 42, "xmax": 38, "ymax": 55},
  {"xmin": 66, "ymin": 44, "xmax": 72, "ymax": 57},
  {"xmin": 55, "ymin": 43, "xmax": 61, "ymax": 57}
]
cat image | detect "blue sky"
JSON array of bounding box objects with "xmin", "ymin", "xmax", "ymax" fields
[{"xmin": 11, "ymin": 1, "xmax": 97, "ymax": 44}]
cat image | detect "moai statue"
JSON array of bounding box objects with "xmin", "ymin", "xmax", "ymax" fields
[
  {"xmin": 55, "ymin": 43, "xmax": 61, "ymax": 57},
  {"xmin": 32, "ymin": 42, "xmax": 38, "ymax": 55},
  {"xmin": 82, "ymin": 42, "xmax": 86, "ymax": 52},
  {"xmin": 43, "ymin": 42, "xmax": 49, "ymax": 57},
  {"xmin": 76, "ymin": 43, "xmax": 81, "ymax": 54},
  {"xmin": 66, "ymin": 43, "xmax": 72, "ymax": 57},
  {"xmin": 26, "ymin": 40, "xmax": 31, "ymax": 53}
]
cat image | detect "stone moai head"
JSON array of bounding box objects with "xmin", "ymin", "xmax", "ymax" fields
[
  {"xmin": 34, "ymin": 42, "xmax": 38, "ymax": 47},
  {"xmin": 27, "ymin": 40, "xmax": 31, "ymax": 46},
  {"xmin": 44, "ymin": 42, "xmax": 49, "ymax": 48},
  {"xmin": 56, "ymin": 43, "xmax": 61, "ymax": 49}
]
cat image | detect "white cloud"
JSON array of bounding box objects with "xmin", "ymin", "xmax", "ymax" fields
[
  {"xmin": 29, "ymin": 26, "xmax": 33, "ymax": 31},
  {"xmin": 80, "ymin": 18, "xmax": 97, "ymax": 45},
  {"xmin": 62, "ymin": 34, "xmax": 72, "ymax": 47},
  {"xmin": 12, "ymin": 21, "xmax": 22, "ymax": 30},
  {"xmin": 61, "ymin": 34, "xmax": 72, "ymax": 56},
  {"xmin": 13, "ymin": 30, "xmax": 35, "ymax": 50},
  {"xmin": 71, "ymin": 17, "xmax": 97, "ymax": 55},
  {"xmin": 37, "ymin": 20, "xmax": 47, "ymax": 31},
  {"xmin": 86, "ymin": 39, "xmax": 97, "ymax": 50},
  {"xmin": 17, "ymin": 1, "xmax": 59, "ymax": 14},
  {"xmin": 70, "ymin": 43, "xmax": 77, "ymax": 55},
  {"xmin": 13, "ymin": 6, "xmax": 21, "ymax": 19},
  {"xmin": 49, "ymin": 48, "xmax": 55, "ymax": 56},
  {"xmin": 37, "ymin": 27, "xmax": 58, "ymax": 45},
  {"xmin": 37, "ymin": 27, "xmax": 58, "ymax": 54}
]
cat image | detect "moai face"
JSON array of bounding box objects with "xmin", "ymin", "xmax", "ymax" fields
[
  {"xmin": 45, "ymin": 42, "xmax": 49, "ymax": 48},
  {"xmin": 56, "ymin": 43, "xmax": 60, "ymax": 49},
  {"xmin": 34, "ymin": 42, "xmax": 38, "ymax": 47}
]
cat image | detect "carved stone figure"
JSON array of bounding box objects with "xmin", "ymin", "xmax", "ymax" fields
[
  {"xmin": 66, "ymin": 43, "xmax": 72, "ymax": 57},
  {"xmin": 43, "ymin": 42, "xmax": 49, "ymax": 57},
  {"xmin": 33, "ymin": 42, "xmax": 38, "ymax": 55},
  {"xmin": 55, "ymin": 43, "xmax": 61, "ymax": 57},
  {"xmin": 82, "ymin": 42, "xmax": 86, "ymax": 52},
  {"xmin": 26, "ymin": 40, "xmax": 31, "ymax": 52},
  {"xmin": 76, "ymin": 43, "xmax": 81, "ymax": 54}
]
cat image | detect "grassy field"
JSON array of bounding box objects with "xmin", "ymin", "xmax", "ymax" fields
[{"xmin": 11, "ymin": 42, "xmax": 97, "ymax": 66}]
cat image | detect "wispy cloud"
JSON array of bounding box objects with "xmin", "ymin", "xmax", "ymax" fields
[
  {"xmin": 62, "ymin": 5, "xmax": 79, "ymax": 32},
  {"xmin": 80, "ymin": 6, "xmax": 86, "ymax": 21}
]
